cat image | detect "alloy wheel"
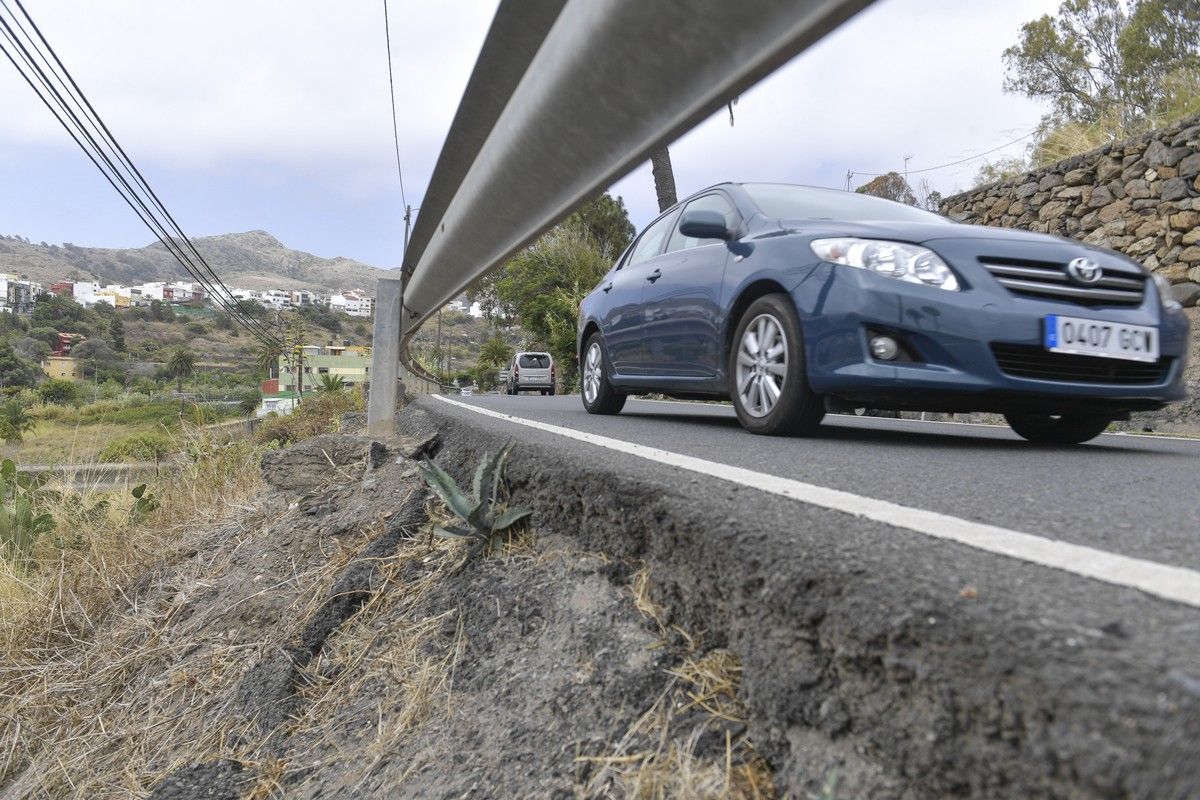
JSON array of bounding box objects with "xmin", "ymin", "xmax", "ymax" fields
[
  {"xmin": 583, "ymin": 342, "xmax": 602, "ymax": 404},
  {"xmin": 736, "ymin": 313, "xmax": 788, "ymax": 418}
]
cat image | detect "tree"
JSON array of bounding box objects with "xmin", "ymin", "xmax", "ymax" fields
[
  {"xmin": 474, "ymin": 227, "xmax": 611, "ymax": 389},
  {"xmin": 916, "ymin": 179, "xmax": 944, "ymax": 212},
  {"xmin": 38, "ymin": 378, "xmax": 81, "ymax": 406},
  {"xmin": 565, "ymin": 194, "xmax": 637, "ymax": 258},
  {"xmin": 974, "ymin": 156, "xmax": 1030, "ymax": 187},
  {"xmin": 1003, "ymin": 0, "xmax": 1200, "ymax": 132},
  {"xmin": 0, "ymin": 344, "xmax": 40, "ymax": 390},
  {"xmin": 257, "ymin": 342, "xmax": 284, "ymax": 378},
  {"xmin": 109, "ymin": 315, "xmax": 126, "ymax": 352},
  {"xmin": 234, "ymin": 299, "xmax": 269, "ymax": 320},
  {"xmin": 71, "ymin": 339, "xmax": 122, "ymax": 382},
  {"xmin": 165, "ymin": 346, "xmax": 196, "ymax": 394},
  {"xmin": 649, "ymin": 146, "xmax": 678, "ymax": 212},
  {"xmin": 31, "ymin": 294, "xmax": 84, "ymax": 327},
  {"xmin": 855, "ymin": 172, "xmax": 917, "ymax": 205},
  {"xmin": 0, "ymin": 399, "xmax": 35, "ymax": 445},
  {"xmin": 149, "ymin": 299, "xmax": 175, "ymax": 322},
  {"xmin": 28, "ymin": 326, "xmax": 60, "ymax": 350},
  {"xmin": 238, "ymin": 388, "xmax": 263, "ymax": 415},
  {"xmin": 316, "ymin": 373, "xmax": 346, "ymax": 393},
  {"xmin": 477, "ymin": 333, "xmax": 514, "ymax": 371},
  {"xmin": 12, "ymin": 337, "xmax": 50, "ymax": 363}
]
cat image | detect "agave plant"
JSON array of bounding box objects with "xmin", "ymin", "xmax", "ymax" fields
[
  {"xmin": 417, "ymin": 443, "xmax": 531, "ymax": 568},
  {"xmin": 0, "ymin": 458, "xmax": 55, "ymax": 561}
]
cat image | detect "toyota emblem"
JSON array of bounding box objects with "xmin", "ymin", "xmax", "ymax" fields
[{"xmin": 1066, "ymin": 257, "xmax": 1103, "ymax": 285}]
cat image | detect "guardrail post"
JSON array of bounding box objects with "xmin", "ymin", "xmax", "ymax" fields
[{"xmin": 367, "ymin": 276, "xmax": 403, "ymax": 438}]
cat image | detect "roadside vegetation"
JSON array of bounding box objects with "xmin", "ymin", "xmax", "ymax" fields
[
  {"xmin": 466, "ymin": 194, "xmax": 635, "ymax": 390},
  {"xmin": 975, "ymin": 0, "xmax": 1200, "ymax": 184},
  {"xmin": 255, "ymin": 386, "xmax": 365, "ymax": 446}
]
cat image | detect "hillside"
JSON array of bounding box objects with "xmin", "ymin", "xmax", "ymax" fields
[{"xmin": 0, "ymin": 230, "xmax": 389, "ymax": 293}]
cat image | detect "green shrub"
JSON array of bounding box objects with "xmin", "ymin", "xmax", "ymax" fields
[
  {"xmin": 238, "ymin": 388, "xmax": 263, "ymax": 416},
  {"xmin": 255, "ymin": 389, "xmax": 364, "ymax": 446},
  {"xmin": 98, "ymin": 431, "xmax": 174, "ymax": 463},
  {"xmin": 38, "ymin": 379, "xmax": 82, "ymax": 406}
]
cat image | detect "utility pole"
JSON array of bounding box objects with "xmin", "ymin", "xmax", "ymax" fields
[
  {"xmin": 435, "ymin": 309, "xmax": 443, "ymax": 382},
  {"xmin": 365, "ymin": 201, "xmax": 413, "ymax": 438},
  {"xmin": 366, "ymin": 276, "xmax": 403, "ymax": 438}
]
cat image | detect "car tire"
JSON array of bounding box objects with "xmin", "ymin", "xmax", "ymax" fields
[
  {"xmin": 510, "ymin": 383, "xmax": 519, "ymax": 396},
  {"xmin": 1004, "ymin": 413, "xmax": 1111, "ymax": 444},
  {"xmin": 548, "ymin": 386, "xmax": 555, "ymax": 396},
  {"xmin": 581, "ymin": 333, "xmax": 626, "ymax": 415},
  {"xmin": 728, "ymin": 294, "xmax": 824, "ymax": 436}
]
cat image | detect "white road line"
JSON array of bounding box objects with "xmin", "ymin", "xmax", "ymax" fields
[{"xmin": 433, "ymin": 395, "xmax": 1200, "ymax": 609}]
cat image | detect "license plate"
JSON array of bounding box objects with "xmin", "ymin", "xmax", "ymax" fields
[{"xmin": 1045, "ymin": 315, "xmax": 1159, "ymax": 362}]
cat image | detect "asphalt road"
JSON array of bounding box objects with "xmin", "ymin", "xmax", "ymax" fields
[
  {"xmin": 415, "ymin": 392, "xmax": 1200, "ymax": 795},
  {"xmin": 443, "ymin": 394, "xmax": 1200, "ymax": 572}
]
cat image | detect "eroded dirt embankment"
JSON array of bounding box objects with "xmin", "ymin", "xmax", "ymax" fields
[
  {"xmin": 2, "ymin": 421, "xmax": 776, "ymax": 799},
  {"xmin": 4, "ymin": 402, "xmax": 1198, "ymax": 799}
]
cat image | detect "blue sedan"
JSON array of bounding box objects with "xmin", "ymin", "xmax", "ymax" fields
[{"xmin": 577, "ymin": 183, "xmax": 1189, "ymax": 443}]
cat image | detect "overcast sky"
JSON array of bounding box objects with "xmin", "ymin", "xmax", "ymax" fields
[{"xmin": 0, "ymin": 0, "xmax": 1059, "ymax": 269}]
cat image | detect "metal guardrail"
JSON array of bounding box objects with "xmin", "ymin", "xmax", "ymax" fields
[
  {"xmin": 398, "ymin": 0, "xmax": 873, "ymax": 338},
  {"xmin": 374, "ymin": 0, "xmax": 874, "ymax": 433}
]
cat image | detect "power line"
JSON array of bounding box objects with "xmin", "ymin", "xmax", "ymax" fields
[
  {"xmin": 847, "ymin": 127, "xmax": 1039, "ymax": 183},
  {"xmin": 0, "ymin": 1, "xmax": 280, "ymax": 346},
  {"xmin": 382, "ymin": 0, "xmax": 418, "ymax": 263},
  {"xmin": 382, "ymin": 0, "xmax": 407, "ymax": 210}
]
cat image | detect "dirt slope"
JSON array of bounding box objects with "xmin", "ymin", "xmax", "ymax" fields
[{"xmin": 1, "ymin": 424, "xmax": 776, "ymax": 799}]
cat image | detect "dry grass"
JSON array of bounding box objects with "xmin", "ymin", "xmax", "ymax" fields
[
  {"xmin": 581, "ymin": 568, "xmax": 777, "ymax": 800},
  {"xmin": 0, "ymin": 428, "xmax": 268, "ymax": 797}
]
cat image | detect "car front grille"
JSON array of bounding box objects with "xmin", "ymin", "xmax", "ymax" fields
[
  {"xmin": 990, "ymin": 343, "xmax": 1171, "ymax": 385},
  {"xmin": 979, "ymin": 257, "xmax": 1145, "ymax": 306}
]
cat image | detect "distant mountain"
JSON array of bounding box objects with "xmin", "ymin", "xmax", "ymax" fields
[{"xmin": 0, "ymin": 230, "xmax": 390, "ymax": 293}]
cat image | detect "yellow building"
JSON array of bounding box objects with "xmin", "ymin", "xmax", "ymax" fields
[
  {"xmin": 278, "ymin": 345, "xmax": 372, "ymax": 393},
  {"xmin": 41, "ymin": 356, "xmax": 81, "ymax": 381}
]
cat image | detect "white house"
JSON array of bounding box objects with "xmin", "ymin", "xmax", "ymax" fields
[
  {"xmin": 259, "ymin": 289, "xmax": 291, "ymax": 310},
  {"xmin": 329, "ymin": 290, "xmax": 373, "ymax": 317}
]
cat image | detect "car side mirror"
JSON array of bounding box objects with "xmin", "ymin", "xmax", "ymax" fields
[{"xmin": 678, "ymin": 209, "xmax": 731, "ymax": 240}]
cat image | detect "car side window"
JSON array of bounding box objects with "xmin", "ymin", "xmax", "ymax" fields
[
  {"xmin": 624, "ymin": 210, "xmax": 679, "ymax": 267},
  {"xmin": 666, "ymin": 193, "xmax": 738, "ymax": 253}
]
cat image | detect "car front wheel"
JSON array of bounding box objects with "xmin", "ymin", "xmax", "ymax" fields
[
  {"xmin": 581, "ymin": 334, "xmax": 626, "ymax": 415},
  {"xmin": 1004, "ymin": 412, "xmax": 1111, "ymax": 444},
  {"xmin": 728, "ymin": 294, "xmax": 824, "ymax": 436}
]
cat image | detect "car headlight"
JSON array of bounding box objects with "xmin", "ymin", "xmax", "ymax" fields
[
  {"xmin": 810, "ymin": 238, "xmax": 960, "ymax": 291},
  {"xmin": 1151, "ymin": 273, "xmax": 1182, "ymax": 311}
]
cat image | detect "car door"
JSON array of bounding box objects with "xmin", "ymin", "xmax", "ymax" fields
[
  {"xmin": 641, "ymin": 193, "xmax": 737, "ymax": 377},
  {"xmin": 599, "ymin": 209, "xmax": 679, "ymax": 375}
]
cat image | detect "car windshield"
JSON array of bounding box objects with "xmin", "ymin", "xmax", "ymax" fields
[
  {"xmin": 519, "ymin": 354, "xmax": 550, "ymax": 368},
  {"xmin": 741, "ymin": 183, "xmax": 951, "ymax": 225}
]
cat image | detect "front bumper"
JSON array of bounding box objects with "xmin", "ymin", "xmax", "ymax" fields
[{"xmin": 790, "ymin": 258, "xmax": 1190, "ymax": 415}]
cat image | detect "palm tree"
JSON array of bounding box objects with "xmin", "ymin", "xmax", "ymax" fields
[
  {"xmin": 477, "ymin": 333, "xmax": 513, "ymax": 369},
  {"xmin": 0, "ymin": 399, "xmax": 36, "ymax": 445},
  {"xmin": 165, "ymin": 346, "xmax": 197, "ymax": 394},
  {"xmin": 649, "ymin": 146, "xmax": 678, "ymax": 212},
  {"xmin": 316, "ymin": 373, "xmax": 346, "ymax": 393},
  {"xmin": 257, "ymin": 342, "xmax": 284, "ymax": 379}
]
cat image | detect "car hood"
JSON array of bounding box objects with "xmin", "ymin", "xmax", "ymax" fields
[
  {"xmin": 772, "ymin": 218, "xmax": 1071, "ymax": 247},
  {"xmin": 769, "ymin": 218, "xmax": 1144, "ymax": 273}
]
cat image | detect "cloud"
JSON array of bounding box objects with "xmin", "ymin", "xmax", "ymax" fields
[
  {"xmin": 0, "ymin": 0, "xmax": 1058, "ymax": 265},
  {"xmin": 610, "ymin": 0, "xmax": 1058, "ymax": 229}
]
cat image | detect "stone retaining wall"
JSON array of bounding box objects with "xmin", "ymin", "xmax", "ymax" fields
[{"xmin": 940, "ymin": 113, "xmax": 1200, "ymax": 307}]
